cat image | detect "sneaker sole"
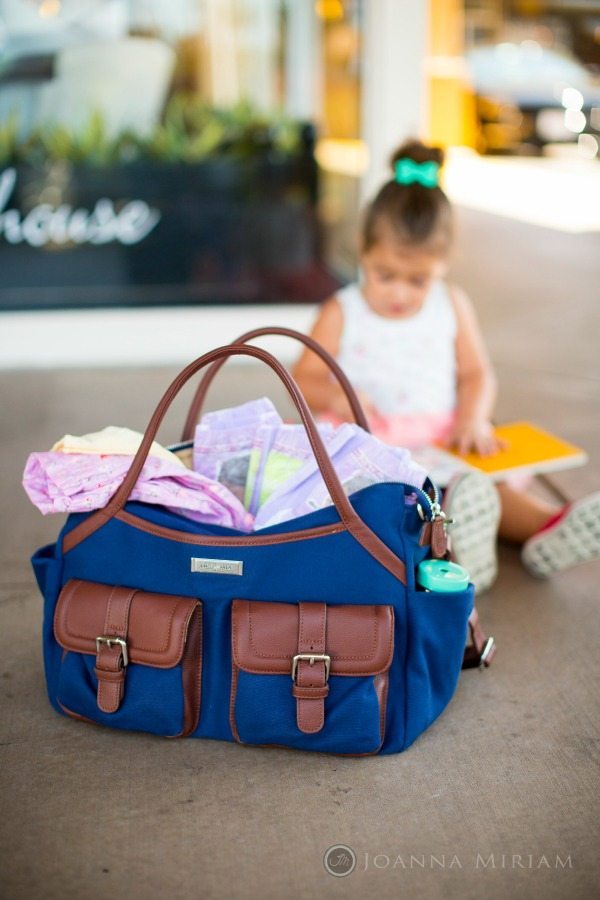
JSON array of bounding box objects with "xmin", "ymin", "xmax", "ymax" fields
[
  {"xmin": 442, "ymin": 472, "xmax": 501, "ymax": 594},
  {"xmin": 521, "ymin": 491, "xmax": 600, "ymax": 578}
]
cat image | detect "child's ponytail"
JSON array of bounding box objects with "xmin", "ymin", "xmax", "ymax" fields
[
  {"xmin": 362, "ymin": 139, "xmax": 453, "ymax": 253},
  {"xmin": 390, "ymin": 139, "xmax": 445, "ymax": 170}
]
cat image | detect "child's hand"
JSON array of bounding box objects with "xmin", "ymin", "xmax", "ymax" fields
[{"xmin": 446, "ymin": 419, "xmax": 506, "ymax": 457}]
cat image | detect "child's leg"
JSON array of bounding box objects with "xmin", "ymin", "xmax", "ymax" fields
[{"xmin": 496, "ymin": 482, "xmax": 559, "ymax": 544}]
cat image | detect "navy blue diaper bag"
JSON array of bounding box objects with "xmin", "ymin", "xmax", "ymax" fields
[{"xmin": 31, "ymin": 329, "xmax": 494, "ymax": 756}]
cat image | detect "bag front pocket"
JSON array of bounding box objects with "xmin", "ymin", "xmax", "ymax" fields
[
  {"xmin": 54, "ymin": 579, "xmax": 202, "ymax": 737},
  {"xmin": 230, "ymin": 599, "xmax": 394, "ymax": 755}
]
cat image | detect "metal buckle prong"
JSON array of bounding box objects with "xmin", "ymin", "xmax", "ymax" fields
[
  {"xmin": 479, "ymin": 636, "xmax": 495, "ymax": 668},
  {"xmin": 291, "ymin": 653, "xmax": 331, "ymax": 683},
  {"xmin": 96, "ymin": 636, "xmax": 128, "ymax": 667}
]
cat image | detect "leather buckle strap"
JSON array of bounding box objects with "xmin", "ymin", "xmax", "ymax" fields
[
  {"xmin": 292, "ymin": 602, "xmax": 329, "ymax": 733},
  {"xmin": 462, "ymin": 608, "xmax": 496, "ymax": 669},
  {"xmin": 94, "ymin": 587, "xmax": 135, "ymax": 713}
]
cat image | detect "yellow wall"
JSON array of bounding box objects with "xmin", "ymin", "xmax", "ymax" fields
[{"xmin": 427, "ymin": 0, "xmax": 477, "ymax": 148}]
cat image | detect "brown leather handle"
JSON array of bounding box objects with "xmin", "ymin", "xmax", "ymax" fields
[
  {"xmin": 180, "ymin": 326, "xmax": 370, "ymax": 442},
  {"xmin": 62, "ymin": 344, "xmax": 406, "ymax": 584}
]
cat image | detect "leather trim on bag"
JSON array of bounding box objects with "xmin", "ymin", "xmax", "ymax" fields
[
  {"xmin": 232, "ymin": 600, "xmax": 394, "ymax": 676},
  {"xmin": 113, "ymin": 510, "xmax": 347, "ymax": 547},
  {"xmin": 54, "ymin": 579, "xmax": 198, "ymax": 668},
  {"xmin": 229, "ymin": 663, "xmax": 242, "ymax": 743},
  {"xmin": 57, "ymin": 698, "xmax": 99, "ymax": 726},
  {"xmin": 178, "ymin": 604, "xmax": 202, "ymax": 737},
  {"xmin": 374, "ymin": 672, "xmax": 389, "ymax": 743}
]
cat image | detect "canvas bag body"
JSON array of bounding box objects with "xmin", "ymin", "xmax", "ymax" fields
[{"xmin": 31, "ymin": 335, "xmax": 475, "ymax": 756}]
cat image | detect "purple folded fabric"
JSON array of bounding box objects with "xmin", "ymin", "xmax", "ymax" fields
[{"xmin": 23, "ymin": 452, "xmax": 254, "ymax": 532}]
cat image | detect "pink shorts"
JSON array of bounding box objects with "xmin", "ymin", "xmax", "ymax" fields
[
  {"xmin": 319, "ymin": 409, "xmax": 532, "ymax": 491},
  {"xmin": 318, "ymin": 410, "xmax": 457, "ymax": 449}
]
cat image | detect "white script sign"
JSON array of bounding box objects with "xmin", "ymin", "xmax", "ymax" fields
[{"xmin": 0, "ymin": 168, "xmax": 161, "ymax": 247}]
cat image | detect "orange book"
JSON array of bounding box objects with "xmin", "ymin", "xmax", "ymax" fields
[{"xmin": 413, "ymin": 421, "xmax": 587, "ymax": 487}]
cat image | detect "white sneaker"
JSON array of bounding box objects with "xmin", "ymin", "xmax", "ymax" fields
[
  {"xmin": 521, "ymin": 491, "xmax": 600, "ymax": 578},
  {"xmin": 442, "ymin": 471, "xmax": 501, "ymax": 594}
]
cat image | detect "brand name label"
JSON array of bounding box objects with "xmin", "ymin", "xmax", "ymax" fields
[{"xmin": 191, "ymin": 557, "xmax": 244, "ymax": 575}]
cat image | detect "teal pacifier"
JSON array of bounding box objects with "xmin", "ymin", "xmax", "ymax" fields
[{"xmin": 417, "ymin": 559, "xmax": 470, "ymax": 593}]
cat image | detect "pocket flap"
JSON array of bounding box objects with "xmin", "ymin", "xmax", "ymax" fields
[
  {"xmin": 232, "ymin": 599, "xmax": 394, "ymax": 676},
  {"xmin": 54, "ymin": 579, "xmax": 200, "ymax": 668}
]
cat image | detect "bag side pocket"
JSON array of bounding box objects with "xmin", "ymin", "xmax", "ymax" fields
[
  {"xmin": 32, "ymin": 542, "xmax": 64, "ymax": 711},
  {"xmin": 54, "ymin": 579, "xmax": 202, "ymax": 737},
  {"xmin": 404, "ymin": 584, "xmax": 474, "ymax": 748}
]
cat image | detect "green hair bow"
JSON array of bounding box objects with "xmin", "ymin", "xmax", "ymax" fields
[{"xmin": 394, "ymin": 158, "xmax": 439, "ymax": 188}]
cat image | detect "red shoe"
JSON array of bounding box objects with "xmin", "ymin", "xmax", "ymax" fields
[{"xmin": 521, "ymin": 491, "xmax": 600, "ymax": 578}]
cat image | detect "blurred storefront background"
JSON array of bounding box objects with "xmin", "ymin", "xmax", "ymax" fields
[{"xmin": 0, "ymin": 0, "xmax": 599, "ymax": 317}]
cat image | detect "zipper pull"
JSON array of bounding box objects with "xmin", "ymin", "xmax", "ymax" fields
[{"xmin": 418, "ymin": 500, "xmax": 453, "ymax": 560}]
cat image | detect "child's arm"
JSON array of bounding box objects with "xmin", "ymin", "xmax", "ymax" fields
[
  {"xmin": 448, "ymin": 286, "xmax": 502, "ymax": 456},
  {"xmin": 292, "ymin": 297, "xmax": 369, "ymax": 419}
]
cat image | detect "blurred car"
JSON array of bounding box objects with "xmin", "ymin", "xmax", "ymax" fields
[{"xmin": 466, "ymin": 41, "xmax": 600, "ymax": 156}]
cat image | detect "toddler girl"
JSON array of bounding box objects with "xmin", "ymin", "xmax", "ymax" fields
[{"xmin": 293, "ymin": 139, "xmax": 600, "ymax": 591}]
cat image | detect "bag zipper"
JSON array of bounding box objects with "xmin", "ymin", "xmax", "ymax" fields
[
  {"xmin": 414, "ymin": 477, "xmax": 453, "ymax": 559},
  {"xmin": 414, "ymin": 477, "xmax": 443, "ymax": 523}
]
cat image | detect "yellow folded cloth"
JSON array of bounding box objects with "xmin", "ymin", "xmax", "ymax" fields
[{"xmin": 51, "ymin": 426, "xmax": 184, "ymax": 466}]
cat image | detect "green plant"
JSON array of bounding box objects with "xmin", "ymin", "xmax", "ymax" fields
[
  {"xmin": 0, "ymin": 94, "xmax": 306, "ymax": 168},
  {"xmin": 0, "ymin": 113, "xmax": 21, "ymax": 165}
]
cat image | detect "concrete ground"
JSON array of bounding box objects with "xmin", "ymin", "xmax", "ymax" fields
[{"xmin": 1, "ymin": 207, "xmax": 599, "ymax": 899}]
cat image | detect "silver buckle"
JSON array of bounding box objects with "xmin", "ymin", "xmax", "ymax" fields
[
  {"xmin": 479, "ymin": 636, "xmax": 495, "ymax": 668},
  {"xmin": 291, "ymin": 653, "xmax": 331, "ymax": 683},
  {"xmin": 96, "ymin": 636, "xmax": 128, "ymax": 667}
]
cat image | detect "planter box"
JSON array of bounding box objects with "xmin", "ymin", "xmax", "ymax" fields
[{"xmin": 0, "ymin": 147, "xmax": 340, "ymax": 310}]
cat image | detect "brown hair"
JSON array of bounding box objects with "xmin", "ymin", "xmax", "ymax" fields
[{"xmin": 362, "ymin": 139, "xmax": 453, "ymax": 254}]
